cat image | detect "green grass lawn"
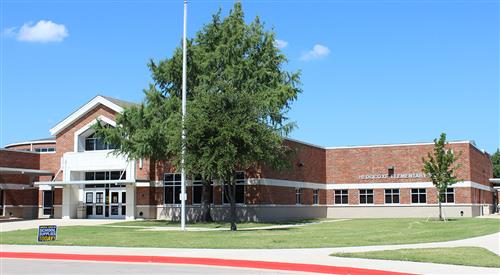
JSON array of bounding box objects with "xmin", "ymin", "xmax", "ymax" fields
[
  {"xmin": 331, "ymin": 247, "xmax": 500, "ymax": 268},
  {"xmin": 1, "ymin": 218, "xmax": 499, "ymax": 249},
  {"xmin": 110, "ymin": 219, "xmax": 319, "ymax": 228}
]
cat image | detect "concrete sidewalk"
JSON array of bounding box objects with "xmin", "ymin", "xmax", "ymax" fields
[
  {"xmin": 0, "ymin": 219, "xmax": 116, "ymax": 232},
  {"xmin": 329, "ymin": 232, "xmax": 500, "ymax": 255},
  {"xmin": 2, "ymin": 243, "xmax": 498, "ymax": 275}
]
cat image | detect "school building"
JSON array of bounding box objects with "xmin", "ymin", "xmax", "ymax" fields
[{"xmin": 0, "ymin": 95, "xmax": 497, "ymax": 221}]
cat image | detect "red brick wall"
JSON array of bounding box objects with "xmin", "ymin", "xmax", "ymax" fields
[
  {"xmin": 4, "ymin": 189, "xmax": 38, "ymax": 205},
  {"xmin": 326, "ymin": 143, "xmax": 481, "ymax": 185},
  {"xmin": 469, "ymin": 145, "xmax": 493, "ymax": 186},
  {"xmin": 0, "ymin": 150, "xmax": 40, "ymax": 170},
  {"xmin": 54, "ymin": 104, "xmax": 118, "ymax": 180},
  {"xmin": 259, "ymin": 140, "xmax": 326, "ymax": 184}
]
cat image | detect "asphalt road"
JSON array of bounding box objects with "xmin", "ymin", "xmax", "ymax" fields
[{"xmin": 0, "ymin": 258, "xmax": 313, "ymax": 275}]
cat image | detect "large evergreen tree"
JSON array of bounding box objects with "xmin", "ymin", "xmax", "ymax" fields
[
  {"xmin": 422, "ymin": 133, "xmax": 461, "ymax": 221},
  {"xmin": 96, "ymin": 3, "xmax": 300, "ymax": 227},
  {"xmin": 492, "ymin": 149, "xmax": 500, "ymax": 178}
]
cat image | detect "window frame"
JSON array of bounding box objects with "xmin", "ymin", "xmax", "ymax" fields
[
  {"xmin": 84, "ymin": 133, "xmax": 116, "ymax": 151},
  {"xmin": 295, "ymin": 188, "xmax": 302, "ymax": 205},
  {"xmin": 440, "ymin": 188, "xmax": 455, "ymax": 204},
  {"xmin": 359, "ymin": 189, "xmax": 374, "ymax": 204},
  {"xmin": 313, "ymin": 189, "xmax": 319, "ymax": 205},
  {"xmin": 411, "ymin": 188, "xmax": 427, "ymax": 204},
  {"xmin": 164, "ymin": 173, "xmax": 181, "ymax": 205},
  {"xmin": 384, "ymin": 189, "xmax": 400, "ymax": 204},
  {"xmin": 222, "ymin": 172, "xmax": 245, "ymax": 205},
  {"xmin": 334, "ymin": 189, "xmax": 348, "ymax": 205}
]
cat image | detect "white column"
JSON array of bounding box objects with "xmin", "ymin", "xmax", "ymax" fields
[
  {"xmin": 62, "ymin": 185, "xmax": 78, "ymax": 219},
  {"xmin": 125, "ymin": 184, "xmax": 136, "ymax": 220}
]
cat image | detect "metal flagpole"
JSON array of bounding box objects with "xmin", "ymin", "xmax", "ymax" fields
[{"xmin": 180, "ymin": 0, "xmax": 188, "ymax": 231}]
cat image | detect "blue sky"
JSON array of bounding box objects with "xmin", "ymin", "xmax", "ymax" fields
[{"xmin": 1, "ymin": 0, "xmax": 499, "ymax": 153}]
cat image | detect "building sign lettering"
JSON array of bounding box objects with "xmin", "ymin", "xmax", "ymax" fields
[{"xmin": 358, "ymin": 173, "xmax": 427, "ymax": 180}]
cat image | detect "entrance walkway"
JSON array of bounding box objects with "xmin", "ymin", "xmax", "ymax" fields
[{"xmin": 0, "ymin": 219, "xmax": 117, "ymax": 232}]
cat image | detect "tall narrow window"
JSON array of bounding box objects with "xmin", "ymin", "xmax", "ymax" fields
[
  {"xmin": 295, "ymin": 188, "xmax": 302, "ymax": 205},
  {"xmin": 334, "ymin": 190, "xmax": 348, "ymax": 204},
  {"xmin": 359, "ymin": 189, "xmax": 374, "ymax": 204},
  {"xmin": 313, "ymin": 189, "xmax": 319, "ymax": 205},
  {"xmin": 193, "ymin": 176, "xmax": 213, "ymax": 205},
  {"xmin": 164, "ymin": 173, "xmax": 181, "ymax": 204},
  {"xmin": 411, "ymin": 188, "xmax": 426, "ymax": 203},
  {"xmin": 222, "ymin": 171, "xmax": 245, "ymax": 204},
  {"xmin": 385, "ymin": 189, "xmax": 399, "ymax": 204}
]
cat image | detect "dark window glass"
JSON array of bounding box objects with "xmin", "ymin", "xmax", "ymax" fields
[
  {"xmin": 165, "ymin": 187, "xmax": 174, "ymax": 204},
  {"xmin": 335, "ymin": 190, "xmax": 348, "ymax": 204},
  {"xmin": 121, "ymin": 206, "xmax": 126, "ymax": 216},
  {"xmin": 96, "ymin": 192, "xmax": 103, "ymax": 203},
  {"xmin": 86, "ymin": 206, "xmax": 93, "ymax": 216},
  {"xmin": 223, "ymin": 184, "xmax": 245, "ymax": 204},
  {"xmin": 111, "ymin": 206, "xmax": 119, "ymax": 215},
  {"xmin": 313, "ymin": 189, "xmax": 319, "ymax": 205},
  {"xmin": 85, "ymin": 138, "xmax": 95, "ymax": 151},
  {"xmin": 95, "ymin": 172, "xmax": 105, "ymax": 181},
  {"xmin": 385, "ymin": 189, "xmax": 399, "ymax": 204},
  {"xmin": 86, "ymin": 193, "xmax": 93, "ymax": 203},
  {"xmin": 121, "ymin": 192, "xmax": 126, "ymax": 203},
  {"xmin": 85, "ymin": 172, "xmax": 94, "ymax": 181},
  {"xmin": 193, "ymin": 185, "xmax": 202, "ymax": 204},
  {"xmin": 96, "ymin": 205, "xmax": 103, "ymax": 215},
  {"xmin": 164, "ymin": 174, "xmax": 174, "ymax": 182},
  {"xmin": 411, "ymin": 189, "xmax": 427, "ymax": 203},
  {"xmin": 360, "ymin": 189, "xmax": 373, "ymax": 204}
]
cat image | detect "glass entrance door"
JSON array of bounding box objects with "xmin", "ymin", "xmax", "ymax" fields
[
  {"xmin": 85, "ymin": 186, "xmax": 125, "ymax": 219},
  {"xmin": 85, "ymin": 190, "xmax": 105, "ymax": 219},
  {"xmin": 109, "ymin": 189, "xmax": 126, "ymax": 218}
]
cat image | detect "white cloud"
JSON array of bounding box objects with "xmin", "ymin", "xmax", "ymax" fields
[
  {"xmin": 300, "ymin": 44, "xmax": 330, "ymax": 61},
  {"xmin": 14, "ymin": 20, "xmax": 68, "ymax": 43},
  {"xmin": 275, "ymin": 39, "xmax": 288, "ymax": 49}
]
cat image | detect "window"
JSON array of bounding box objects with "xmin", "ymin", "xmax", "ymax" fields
[
  {"xmin": 84, "ymin": 171, "xmax": 126, "ymax": 181},
  {"xmin": 35, "ymin": 147, "xmax": 55, "ymax": 153},
  {"xmin": 334, "ymin": 190, "xmax": 348, "ymax": 204},
  {"xmin": 164, "ymin": 173, "xmax": 181, "ymax": 204},
  {"xmin": 388, "ymin": 167, "xmax": 395, "ymax": 177},
  {"xmin": 411, "ymin": 188, "xmax": 426, "ymax": 204},
  {"xmin": 42, "ymin": 191, "xmax": 54, "ymax": 216},
  {"xmin": 359, "ymin": 189, "xmax": 374, "ymax": 204},
  {"xmin": 192, "ymin": 176, "xmax": 213, "ymax": 205},
  {"xmin": 86, "ymin": 192, "xmax": 93, "ymax": 203},
  {"xmin": 385, "ymin": 189, "xmax": 399, "ymax": 204},
  {"xmin": 440, "ymin": 188, "xmax": 455, "ymax": 203},
  {"xmin": 295, "ymin": 188, "xmax": 302, "ymax": 205},
  {"xmin": 313, "ymin": 189, "xmax": 319, "ymax": 205},
  {"xmin": 222, "ymin": 172, "xmax": 245, "ymax": 204},
  {"xmin": 84, "ymin": 133, "xmax": 116, "ymax": 151}
]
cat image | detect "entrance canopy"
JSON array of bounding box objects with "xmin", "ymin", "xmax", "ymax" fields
[
  {"xmin": 34, "ymin": 179, "xmax": 135, "ymax": 186},
  {"xmin": 0, "ymin": 166, "xmax": 53, "ymax": 176}
]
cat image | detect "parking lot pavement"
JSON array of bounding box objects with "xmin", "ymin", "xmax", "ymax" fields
[{"xmin": 1, "ymin": 258, "xmax": 313, "ymax": 275}]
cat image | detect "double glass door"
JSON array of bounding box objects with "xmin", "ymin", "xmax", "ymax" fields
[{"xmin": 85, "ymin": 187, "xmax": 126, "ymax": 219}]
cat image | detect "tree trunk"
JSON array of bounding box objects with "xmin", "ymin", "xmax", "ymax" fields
[
  {"xmin": 200, "ymin": 180, "xmax": 213, "ymax": 222},
  {"xmin": 438, "ymin": 190, "xmax": 443, "ymax": 221},
  {"xmin": 226, "ymin": 177, "xmax": 237, "ymax": 231}
]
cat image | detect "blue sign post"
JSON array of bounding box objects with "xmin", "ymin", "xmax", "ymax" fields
[{"xmin": 37, "ymin": 225, "xmax": 57, "ymax": 242}]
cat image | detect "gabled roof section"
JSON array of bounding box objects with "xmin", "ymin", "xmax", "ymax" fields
[
  {"xmin": 102, "ymin": 96, "xmax": 137, "ymax": 109},
  {"xmin": 50, "ymin": 95, "xmax": 127, "ymax": 136}
]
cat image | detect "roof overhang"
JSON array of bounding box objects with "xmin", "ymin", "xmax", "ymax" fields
[
  {"xmin": 34, "ymin": 180, "xmax": 135, "ymax": 186},
  {"xmin": 49, "ymin": 96, "xmax": 124, "ymax": 136},
  {"xmin": 490, "ymin": 178, "xmax": 500, "ymax": 184},
  {"xmin": 0, "ymin": 167, "xmax": 54, "ymax": 176}
]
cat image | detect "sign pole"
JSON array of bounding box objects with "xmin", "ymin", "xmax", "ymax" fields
[{"xmin": 180, "ymin": 0, "xmax": 188, "ymax": 231}]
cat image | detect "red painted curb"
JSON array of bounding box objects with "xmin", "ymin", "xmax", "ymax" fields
[{"xmin": 0, "ymin": 251, "xmax": 415, "ymax": 275}]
